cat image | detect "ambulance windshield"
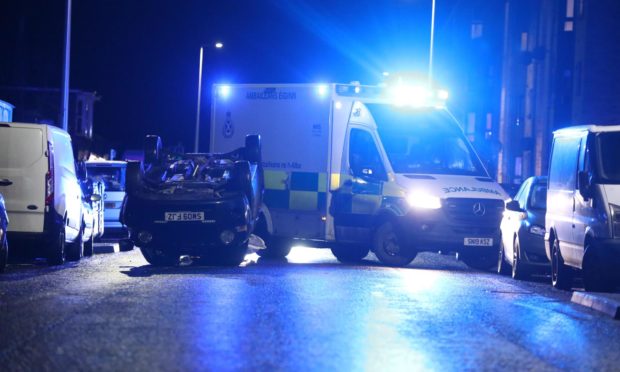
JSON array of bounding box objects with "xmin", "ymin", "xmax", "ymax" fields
[{"xmin": 369, "ymin": 105, "xmax": 488, "ymax": 177}]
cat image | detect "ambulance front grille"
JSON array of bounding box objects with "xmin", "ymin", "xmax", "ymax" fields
[{"xmin": 443, "ymin": 198, "xmax": 504, "ymax": 227}]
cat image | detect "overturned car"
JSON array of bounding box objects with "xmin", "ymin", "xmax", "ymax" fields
[{"xmin": 121, "ymin": 134, "xmax": 264, "ymax": 266}]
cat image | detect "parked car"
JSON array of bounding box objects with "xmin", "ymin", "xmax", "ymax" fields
[
  {"xmin": 86, "ymin": 160, "xmax": 132, "ymax": 251},
  {"xmin": 121, "ymin": 134, "xmax": 264, "ymax": 266},
  {"xmin": 0, "ymin": 193, "xmax": 8, "ymax": 272},
  {"xmin": 0, "ymin": 122, "xmax": 85, "ymax": 265},
  {"xmin": 546, "ymin": 125, "xmax": 620, "ymax": 291},
  {"xmin": 498, "ymin": 176, "xmax": 548, "ymax": 279},
  {"xmin": 76, "ymin": 162, "xmax": 104, "ymax": 256}
]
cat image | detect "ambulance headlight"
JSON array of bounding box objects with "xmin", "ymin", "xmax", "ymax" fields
[{"xmin": 406, "ymin": 191, "xmax": 442, "ymax": 210}]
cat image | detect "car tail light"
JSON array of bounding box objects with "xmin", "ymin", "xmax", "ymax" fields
[{"xmin": 45, "ymin": 141, "xmax": 55, "ymax": 206}]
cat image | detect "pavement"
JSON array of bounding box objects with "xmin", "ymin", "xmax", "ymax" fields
[{"xmin": 1, "ymin": 248, "xmax": 619, "ymax": 371}]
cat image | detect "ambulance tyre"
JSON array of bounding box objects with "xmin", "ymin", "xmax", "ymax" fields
[
  {"xmin": 257, "ymin": 237, "xmax": 291, "ymax": 259},
  {"xmin": 331, "ymin": 244, "xmax": 369, "ymax": 263},
  {"xmin": 373, "ymin": 221, "xmax": 416, "ymax": 267},
  {"xmin": 255, "ymin": 214, "xmax": 291, "ymax": 259}
]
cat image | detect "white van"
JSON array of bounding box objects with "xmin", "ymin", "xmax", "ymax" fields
[
  {"xmin": 0, "ymin": 122, "xmax": 85, "ymax": 265},
  {"xmin": 546, "ymin": 125, "xmax": 620, "ymax": 291},
  {"xmin": 211, "ymin": 83, "xmax": 509, "ymax": 268}
]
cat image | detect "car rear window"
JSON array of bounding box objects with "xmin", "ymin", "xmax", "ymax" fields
[
  {"xmin": 0, "ymin": 127, "xmax": 44, "ymax": 168},
  {"xmin": 87, "ymin": 166, "xmax": 125, "ymax": 191}
]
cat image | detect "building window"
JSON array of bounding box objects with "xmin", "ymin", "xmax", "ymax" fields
[{"xmin": 471, "ymin": 22, "xmax": 483, "ymax": 39}]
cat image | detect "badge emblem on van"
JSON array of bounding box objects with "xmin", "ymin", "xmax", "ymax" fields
[{"xmin": 472, "ymin": 202, "xmax": 486, "ymax": 216}]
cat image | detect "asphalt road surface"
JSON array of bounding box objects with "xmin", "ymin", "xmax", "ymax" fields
[{"xmin": 1, "ymin": 247, "xmax": 619, "ymax": 371}]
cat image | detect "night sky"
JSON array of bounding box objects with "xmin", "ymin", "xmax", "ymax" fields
[{"xmin": 1, "ymin": 0, "xmax": 496, "ymax": 152}]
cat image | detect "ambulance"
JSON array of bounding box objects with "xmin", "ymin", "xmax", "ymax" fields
[{"xmin": 210, "ymin": 83, "xmax": 509, "ymax": 268}]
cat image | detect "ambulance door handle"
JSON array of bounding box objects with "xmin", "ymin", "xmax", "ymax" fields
[{"xmin": 0, "ymin": 179, "xmax": 12, "ymax": 186}]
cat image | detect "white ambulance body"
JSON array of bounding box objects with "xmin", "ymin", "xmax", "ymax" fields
[{"xmin": 210, "ymin": 83, "xmax": 509, "ymax": 268}]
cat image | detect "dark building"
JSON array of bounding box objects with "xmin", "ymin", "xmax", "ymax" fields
[
  {"xmin": 495, "ymin": 0, "xmax": 620, "ymax": 184},
  {"xmin": 0, "ymin": 86, "xmax": 99, "ymax": 158}
]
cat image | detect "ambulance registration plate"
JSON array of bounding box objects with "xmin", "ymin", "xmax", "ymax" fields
[
  {"xmin": 464, "ymin": 238, "xmax": 493, "ymax": 247},
  {"xmin": 165, "ymin": 211, "xmax": 204, "ymax": 222}
]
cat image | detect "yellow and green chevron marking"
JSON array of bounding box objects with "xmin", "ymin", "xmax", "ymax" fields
[{"xmin": 264, "ymin": 170, "xmax": 328, "ymax": 211}]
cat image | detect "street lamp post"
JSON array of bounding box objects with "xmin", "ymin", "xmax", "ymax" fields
[
  {"xmin": 60, "ymin": 0, "xmax": 72, "ymax": 131},
  {"xmin": 194, "ymin": 42, "xmax": 223, "ymax": 153},
  {"xmin": 429, "ymin": 0, "xmax": 436, "ymax": 85}
]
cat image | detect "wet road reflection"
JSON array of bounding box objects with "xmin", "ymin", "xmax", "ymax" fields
[{"xmin": 0, "ymin": 247, "xmax": 618, "ymax": 371}]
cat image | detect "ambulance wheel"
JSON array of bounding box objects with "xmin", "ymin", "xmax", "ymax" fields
[
  {"xmin": 254, "ymin": 215, "xmax": 291, "ymax": 259},
  {"xmin": 245, "ymin": 134, "xmax": 262, "ymax": 163},
  {"xmin": 257, "ymin": 237, "xmax": 291, "ymax": 259},
  {"xmin": 140, "ymin": 246, "xmax": 178, "ymax": 267},
  {"xmin": 459, "ymin": 249, "xmax": 496, "ymax": 271},
  {"xmin": 331, "ymin": 244, "xmax": 369, "ymax": 263},
  {"xmin": 373, "ymin": 221, "xmax": 416, "ymax": 267}
]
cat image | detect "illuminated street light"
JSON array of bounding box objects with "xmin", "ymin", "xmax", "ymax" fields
[{"xmin": 215, "ymin": 42, "xmax": 223, "ymax": 49}]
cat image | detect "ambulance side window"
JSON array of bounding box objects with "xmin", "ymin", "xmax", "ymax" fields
[{"xmin": 349, "ymin": 129, "xmax": 386, "ymax": 181}]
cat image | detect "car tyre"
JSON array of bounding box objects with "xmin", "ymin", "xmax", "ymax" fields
[
  {"xmin": 140, "ymin": 246, "xmax": 178, "ymax": 266},
  {"xmin": 66, "ymin": 227, "xmax": 84, "ymax": 262},
  {"xmin": 0, "ymin": 235, "xmax": 7, "ymax": 273},
  {"xmin": 551, "ymin": 237, "xmax": 573, "ymax": 290},
  {"xmin": 497, "ymin": 237, "xmax": 510, "ymax": 275},
  {"xmin": 512, "ymin": 237, "xmax": 529, "ymax": 280},
  {"xmin": 331, "ymin": 244, "xmax": 369, "ymax": 263},
  {"xmin": 373, "ymin": 221, "xmax": 416, "ymax": 267},
  {"xmin": 83, "ymin": 226, "xmax": 94, "ymax": 257},
  {"xmin": 119, "ymin": 239, "xmax": 134, "ymax": 252},
  {"xmin": 47, "ymin": 230, "xmax": 66, "ymax": 266}
]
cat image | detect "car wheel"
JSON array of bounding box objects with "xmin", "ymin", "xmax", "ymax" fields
[
  {"xmin": 373, "ymin": 221, "xmax": 416, "ymax": 267},
  {"xmin": 551, "ymin": 237, "xmax": 573, "ymax": 290},
  {"xmin": 331, "ymin": 244, "xmax": 370, "ymax": 264},
  {"xmin": 66, "ymin": 227, "xmax": 84, "ymax": 262},
  {"xmin": 582, "ymin": 242, "xmax": 613, "ymax": 292},
  {"xmin": 497, "ymin": 237, "xmax": 510, "ymax": 275},
  {"xmin": 512, "ymin": 237, "xmax": 529, "ymax": 280},
  {"xmin": 460, "ymin": 249, "xmax": 497, "ymax": 271},
  {"xmin": 47, "ymin": 230, "xmax": 66, "ymax": 266},
  {"xmin": 139, "ymin": 246, "xmax": 178, "ymax": 266},
  {"xmin": 83, "ymin": 227, "xmax": 94, "ymax": 257},
  {"xmin": 119, "ymin": 239, "xmax": 134, "ymax": 252},
  {"xmin": 0, "ymin": 236, "xmax": 8, "ymax": 273}
]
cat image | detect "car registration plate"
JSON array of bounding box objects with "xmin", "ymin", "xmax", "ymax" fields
[
  {"xmin": 165, "ymin": 211, "xmax": 204, "ymax": 222},
  {"xmin": 464, "ymin": 238, "xmax": 493, "ymax": 247}
]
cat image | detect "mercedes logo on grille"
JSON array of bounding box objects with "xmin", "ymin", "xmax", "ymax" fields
[{"xmin": 472, "ymin": 202, "xmax": 486, "ymax": 216}]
